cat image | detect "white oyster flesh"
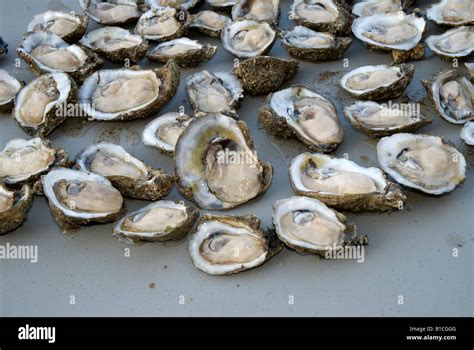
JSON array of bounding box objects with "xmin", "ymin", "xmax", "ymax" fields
[
  {"xmin": 18, "ymin": 32, "xmax": 88, "ymax": 72},
  {"xmin": 146, "ymin": 0, "xmax": 198, "ymax": 10},
  {"xmin": 222, "ymin": 19, "xmax": 276, "ymax": 58},
  {"xmin": 352, "ymin": 0, "xmax": 404, "ymax": 17},
  {"xmin": 283, "ymin": 25, "xmax": 335, "ymax": 48},
  {"xmin": 0, "ymin": 69, "xmax": 21, "ymax": 106},
  {"xmin": 291, "ymin": 0, "xmax": 339, "ymax": 24},
  {"xmin": 290, "ymin": 153, "xmax": 388, "ymax": 196},
  {"xmin": 273, "ymin": 196, "xmax": 345, "ymax": 252},
  {"xmin": 27, "ymin": 11, "xmax": 82, "ymax": 37},
  {"xmin": 460, "ymin": 121, "xmax": 474, "ymax": 145},
  {"xmin": 427, "ymin": 0, "xmax": 474, "ymax": 26},
  {"xmin": 232, "ymin": 0, "xmax": 280, "ymax": 22},
  {"xmin": 340, "ymin": 65, "xmax": 403, "ymax": 95},
  {"xmin": 150, "ymin": 37, "xmax": 202, "ymax": 57},
  {"xmin": 142, "ymin": 112, "xmax": 193, "ymax": 153},
  {"xmin": 76, "ymin": 143, "xmax": 148, "ymax": 180},
  {"xmin": 377, "ymin": 133, "xmax": 466, "ymax": 195},
  {"xmin": 344, "ymin": 101, "xmax": 423, "ymax": 130},
  {"xmin": 352, "ymin": 11, "xmax": 426, "ymax": 50},
  {"xmin": 426, "ymin": 26, "xmax": 474, "ymax": 58},
  {"xmin": 80, "ymin": 27, "xmax": 144, "ymax": 52},
  {"xmin": 42, "ymin": 168, "xmax": 123, "ymax": 219},
  {"xmin": 14, "ymin": 73, "xmax": 71, "ymax": 128},
  {"xmin": 191, "ymin": 10, "xmax": 230, "ymax": 32},
  {"xmin": 79, "ymin": 68, "xmax": 161, "ymax": 120},
  {"xmin": 135, "ymin": 8, "xmax": 183, "ymax": 40},
  {"xmin": 0, "ymin": 138, "xmax": 56, "ymax": 184},
  {"xmin": 207, "ymin": 0, "xmax": 236, "ymax": 7},
  {"xmin": 189, "ymin": 217, "xmax": 269, "ymax": 275},
  {"xmin": 80, "ymin": 0, "xmax": 141, "ymax": 24},
  {"xmin": 269, "ymin": 86, "xmax": 344, "ymax": 146}
]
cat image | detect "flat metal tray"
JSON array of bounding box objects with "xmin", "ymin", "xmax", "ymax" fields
[{"xmin": 0, "ymin": 0, "xmax": 472, "ymax": 316}]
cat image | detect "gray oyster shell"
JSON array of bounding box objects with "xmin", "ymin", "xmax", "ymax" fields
[{"xmin": 0, "ymin": 184, "xmax": 33, "ymax": 236}]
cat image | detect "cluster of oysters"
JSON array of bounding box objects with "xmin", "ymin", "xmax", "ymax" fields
[{"xmin": 0, "ymin": 0, "xmax": 472, "ymax": 276}]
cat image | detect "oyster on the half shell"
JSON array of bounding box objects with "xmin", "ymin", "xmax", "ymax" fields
[
  {"xmin": 0, "ymin": 184, "xmax": 33, "ymax": 236},
  {"xmin": 352, "ymin": 0, "xmax": 413, "ymax": 17},
  {"xmin": 145, "ymin": 0, "xmax": 201, "ymax": 10},
  {"xmin": 148, "ymin": 38, "xmax": 217, "ymax": 67},
  {"xmin": 135, "ymin": 7, "xmax": 191, "ymax": 42},
  {"xmin": 460, "ymin": 121, "xmax": 474, "ymax": 145},
  {"xmin": 427, "ymin": 0, "xmax": 474, "ymax": 27},
  {"xmin": 190, "ymin": 10, "xmax": 231, "ymax": 38},
  {"xmin": 0, "ymin": 69, "xmax": 22, "ymax": 113},
  {"xmin": 232, "ymin": 0, "xmax": 280, "ymax": 23},
  {"xmin": 27, "ymin": 11, "xmax": 89, "ymax": 43},
  {"xmin": 79, "ymin": 0, "xmax": 142, "ymax": 25},
  {"xmin": 426, "ymin": 26, "xmax": 474, "ymax": 61}
]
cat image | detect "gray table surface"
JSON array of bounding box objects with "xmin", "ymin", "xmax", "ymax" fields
[{"xmin": 0, "ymin": 0, "xmax": 472, "ymax": 317}]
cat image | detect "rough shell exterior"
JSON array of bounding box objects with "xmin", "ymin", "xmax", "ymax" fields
[
  {"xmin": 282, "ymin": 35, "xmax": 352, "ymax": 62},
  {"xmin": 148, "ymin": 44, "xmax": 217, "ymax": 68},
  {"xmin": 0, "ymin": 185, "xmax": 33, "ymax": 235}
]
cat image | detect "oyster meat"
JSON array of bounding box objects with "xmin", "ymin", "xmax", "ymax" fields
[
  {"xmin": 259, "ymin": 85, "xmax": 344, "ymax": 153},
  {"xmin": 422, "ymin": 69, "xmax": 473, "ymax": 124},
  {"xmin": 290, "ymin": 0, "xmax": 353, "ymax": 35},
  {"xmin": 42, "ymin": 168, "xmax": 125, "ymax": 234},
  {"xmin": 232, "ymin": 0, "xmax": 280, "ymax": 23},
  {"xmin": 352, "ymin": 0, "xmax": 412, "ymax": 17},
  {"xmin": 460, "ymin": 121, "xmax": 474, "ymax": 145},
  {"xmin": 189, "ymin": 214, "xmax": 283, "ymax": 275},
  {"xmin": 114, "ymin": 200, "xmax": 199, "ymax": 244},
  {"xmin": 0, "ymin": 69, "xmax": 22, "ymax": 113},
  {"xmin": 344, "ymin": 100, "xmax": 431, "ymax": 137},
  {"xmin": 426, "ymin": 26, "xmax": 474, "ymax": 61},
  {"xmin": 273, "ymin": 196, "xmax": 368, "ymax": 256},
  {"xmin": 142, "ymin": 112, "xmax": 194, "ymax": 155},
  {"xmin": 174, "ymin": 114, "xmax": 273, "ymax": 210},
  {"xmin": 232, "ymin": 56, "xmax": 299, "ymax": 96},
  {"xmin": 190, "ymin": 10, "xmax": 231, "ymax": 38},
  {"xmin": 221, "ymin": 19, "xmax": 277, "ymax": 58},
  {"xmin": 148, "ymin": 38, "xmax": 217, "ymax": 67},
  {"xmin": 79, "ymin": 0, "xmax": 142, "ymax": 25},
  {"xmin": 427, "ymin": 0, "xmax": 474, "ymax": 27},
  {"xmin": 135, "ymin": 7, "xmax": 191, "ymax": 42},
  {"xmin": 75, "ymin": 143, "xmax": 173, "ymax": 201},
  {"xmin": 80, "ymin": 26, "xmax": 149, "ymax": 64},
  {"xmin": 27, "ymin": 11, "xmax": 89, "ymax": 43},
  {"xmin": 13, "ymin": 72, "xmax": 76, "ymax": 137},
  {"xmin": 186, "ymin": 70, "xmax": 243, "ymax": 117},
  {"xmin": 289, "ymin": 152, "xmax": 406, "ymax": 212},
  {"xmin": 206, "ymin": 0, "xmax": 236, "ymax": 9},
  {"xmin": 79, "ymin": 60, "xmax": 179, "ymax": 121},
  {"xmin": 280, "ymin": 25, "xmax": 352, "ymax": 62},
  {"xmin": 145, "ymin": 0, "xmax": 201, "ymax": 10},
  {"xmin": 0, "ymin": 184, "xmax": 33, "ymax": 236},
  {"xmin": 0, "ymin": 138, "xmax": 70, "ymax": 193},
  {"xmin": 17, "ymin": 32, "xmax": 103, "ymax": 82},
  {"xmin": 340, "ymin": 64, "xmax": 414, "ymax": 101},
  {"xmin": 377, "ymin": 133, "xmax": 466, "ymax": 195}
]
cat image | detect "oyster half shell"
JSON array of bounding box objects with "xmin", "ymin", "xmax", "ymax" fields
[
  {"xmin": 174, "ymin": 114, "xmax": 273, "ymax": 210},
  {"xmin": 79, "ymin": 60, "xmax": 179, "ymax": 121},
  {"xmin": 377, "ymin": 133, "xmax": 466, "ymax": 195},
  {"xmin": 114, "ymin": 200, "xmax": 199, "ymax": 244},
  {"xmin": 148, "ymin": 38, "xmax": 217, "ymax": 67},
  {"xmin": 426, "ymin": 26, "xmax": 474, "ymax": 61},
  {"xmin": 75, "ymin": 143, "xmax": 173, "ymax": 201},
  {"xmin": 27, "ymin": 11, "xmax": 89, "ymax": 43},
  {"xmin": 0, "ymin": 69, "xmax": 22, "ymax": 113},
  {"xmin": 352, "ymin": 0, "xmax": 413, "ymax": 17},
  {"xmin": 289, "ymin": 153, "xmax": 406, "ymax": 212},
  {"xmin": 135, "ymin": 7, "xmax": 191, "ymax": 42},
  {"xmin": 145, "ymin": 0, "xmax": 201, "ymax": 10},
  {"xmin": 42, "ymin": 168, "xmax": 126, "ymax": 234},
  {"xmin": 190, "ymin": 10, "xmax": 231, "ymax": 38},
  {"xmin": 189, "ymin": 214, "xmax": 283, "ymax": 275},
  {"xmin": 232, "ymin": 0, "xmax": 280, "ymax": 24},
  {"xmin": 427, "ymin": 0, "xmax": 474, "ymax": 27},
  {"xmin": 273, "ymin": 196, "xmax": 368, "ymax": 256},
  {"xmin": 460, "ymin": 121, "xmax": 474, "ymax": 145},
  {"xmin": 259, "ymin": 85, "xmax": 344, "ymax": 153},
  {"xmin": 0, "ymin": 184, "xmax": 33, "ymax": 236},
  {"xmin": 79, "ymin": 0, "xmax": 142, "ymax": 25}
]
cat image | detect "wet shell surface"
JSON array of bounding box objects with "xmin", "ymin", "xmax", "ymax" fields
[
  {"xmin": 0, "ymin": 69, "xmax": 22, "ymax": 113},
  {"xmin": 232, "ymin": 0, "xmax": 280, "ymax": 24},
  {"xmin": 148, "ymin": 38, "xmax": 217, "ymax": 68},
  {"xmin": 135, "ymin": 7, "xmax": 191, "ymax": 42},
  {"xmin": 27, "ymin": 11, "xmax": 89, "ymax": 43},
  {"xmin": 79, "ymin": 0, "xmax": 142, "ymax": 25},
  {"xmin": 190, "ymin": 10, "xmax": 231, "ymax": 38},
  {"xmin": 0, "ymin": 184, "xmax": 33, "ymax": 236},
  {"xmin": 352, "ymin": 0, "xmax": 412, "ymax": 17},
  {"xmin": 427, "ymin": 0, "xmax": 474, "ymax": 27},
  {"xmin": 426, "ymin": 26, "xmax": 474, "ymax": 61}
]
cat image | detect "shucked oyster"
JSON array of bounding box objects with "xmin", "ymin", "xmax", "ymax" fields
[
  {"xmin": 221, "ymin": 19, "xmax": 277, "ymax": 58},
  {"xmin": 344, "ymin": 100, "xmax": 431, "ymax": 137},
  {"xmin": 142, "ymin": 112, "xmax": 194, "ymax": 155},
  {"xmin": 42, "ymin": 168, "xmax": 125, "ymax": 234},
  {"xmin": 79, "ymin": 60, "xmax": 179, "ymax": 121},
  {"xmin": 0, "ymin": 138, "xmax": 70, "ymax": 193},
  {"xmin": 189, "ymin": 214, "xmax": 283, "ymax": 275},
  {"xmin": 377, "ymin": 133, "xmax": 466, "ymax": 195},
  {"xmin": 206, "ymin": 0, "xmax": 236, "ymax": 10},
  {"xmin": 273, "ymin": 196, "xmax": 368, "ymax": 256},
  {"xmin": 427, "ymin": 0, "xmax": 474, "ymax": 27},
  {"xmin": 280, "ymin": 25, "xmax": 352, "ymax": 62},
  {"xmin": 186, "ymin": 70, "xmax": 243, "ymax": 117},
  {"xmin": 145, "ymin": 0, "xmax": 201, "ymax": 10},
  {"xmin": 114, "ymin": 200, "xmax": 199, "ymax": 244},
  {"xmin": 289, "ymin": 153, "xmax": 406, "ymax": 212},
  {"xmin": 232, "ymin": 0, "xmax": 280, "ymax": 23},
  {"xmin": 422, "ymin": 69, "xmax": 473, "ymax": 124},
  {"xmin": 79, "ymin": 0, "xmax": 142, "ymax": 25},
  {"xmin": 352, "ymin": 11, "xmax": 426, "ymax": 63},
  {"xmin": 290, "ymin": 0, "xmax": 353, "ymax": 35},
  {"xmin": 0, "ymin": 69, "xmax": 22, "ymax": 113},
  {"xmin": 174, "ymin": 114, "xmax": 273, "ymax": 210},
  {"xmin": 80, "ymin": 26, "xmax": 149, "ymax": 64},
  {"xmin": 340, "ymin": 64, "xmax": 414, "ymax": 101},
  {"xmin": 135, "ymin": 7, "xmax": 191, "ymax": 42},
  {"xmin": 76, "ymin": 143, "xmax": 173, "ymax": 201},
  {"xmin": 148, "ymin": 38, "xmax": 217, "ymax": 68},
  {"xmin": 352, "ymin": 0, "xmax": 413, "ymax": 17},
  {"xmin": 27, "ymin": 11, "xmax": 89, "ymax": 43},
  {"xmin": 426, "ymin": 26, "xmax": 474, "ymax": 61},
  {"xmin": 460, "ymin": 121, "xmax": 474, "ymax": 145},
  {"xmin": 17, "ymin": 32, "xmax": 103, "ymax": 82},
  {"xmin": 13, "ymin": 72, "xmax": 76, "ymax": 137},
  {"xmin": 259, "ymin": 85, "xmax": 344, "ymax": 153},
  {"xmin": 190, "ymin": 10, "xmax": 231, "ymax": 38},
  {"xmin": 232, "ymin": 56, "xmax": 299, "ymax": 96},
  {"xmin": 0, "ymin": 184, "xmax": 33, "ymax": 236}
]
